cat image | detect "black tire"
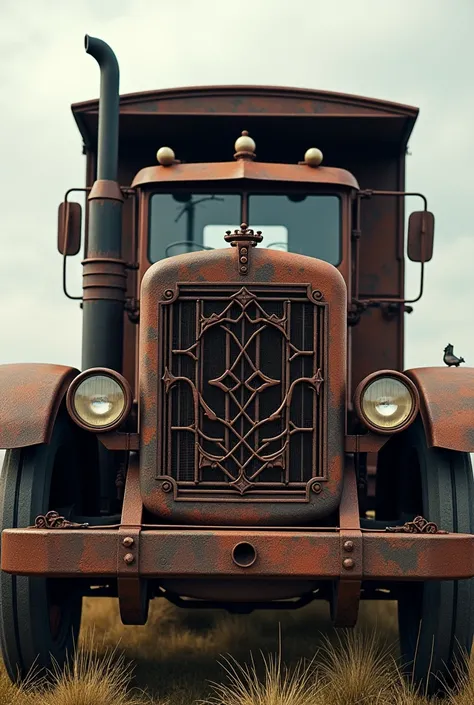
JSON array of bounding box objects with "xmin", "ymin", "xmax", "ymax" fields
[
  {"xmin": 0, "ymin": 414, "xmax": 90, "ymax": 683},
  {"xmin": 377, "ymin": 417, "xmax": 474, "ymax": 695}
]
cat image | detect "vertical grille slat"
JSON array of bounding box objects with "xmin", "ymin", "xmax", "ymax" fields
[{"xmin": 158, "ymin": 284, "xmax": 327, "ymax": 500}]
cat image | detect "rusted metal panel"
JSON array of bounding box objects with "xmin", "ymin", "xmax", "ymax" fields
[
  {"xmin": 131, "ymin": 161, "xmax": 359, "ymax": 189},
  {"xmin": 0, "ymin": 364, "xmax": 78, "ymax": 449},
  {"xmin": 3, "ymin": 527, "xmax": 474, "ymax": 581},
  {"xmin": 363, "ymin": 533, "xmax": 474, "ymax": 580},
  {"xmin": 348, "ymin": 157, "xmax": 406, "ymax": 398},
  {"xmin": 73, "ymin": 85, "xmax": 418, "ymax": 119},
  {"xmin": 117, "ymin": 455, "xmax": 148, "ymax": 624},
  {"xmin": 333, "ymin": 459, "xmax": 362, "ymax": 627},
  {"xmin": 139, "ymin": 245, "xmax": 347, "ymax": 524},
  {"xmin": 344, "ymin": 435, "xmax": 389, "ymax": 453},
  {"xmin": 405, "ymin": 367, "xmax": 474, "ymax": 452}
]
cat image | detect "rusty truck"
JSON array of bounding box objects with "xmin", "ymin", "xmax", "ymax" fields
[{"xmin": 1, "ymin": 35, "xmax": 474, "ymax": 695}]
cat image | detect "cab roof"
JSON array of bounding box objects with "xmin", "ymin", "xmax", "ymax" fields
[{"xmin": 71, "ymin": 85, "xmax": 418, "ymax": 166}]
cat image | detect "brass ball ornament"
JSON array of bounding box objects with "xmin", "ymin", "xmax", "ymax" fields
[
  {"xmin": 156, "ymin": 146, "xmax": 176, "ymax": 166},
  {"xmin": 234, "ymin": 130, "xmax": 256, "ymax": 156},
  {"xmin": 304, "ymin": 148, "xmax": 323, "ymax": 167}
]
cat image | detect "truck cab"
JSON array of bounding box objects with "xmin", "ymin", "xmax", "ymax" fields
[{"xmin": 71, "ymin": 81, "xmax": 420, "ymax": 404}]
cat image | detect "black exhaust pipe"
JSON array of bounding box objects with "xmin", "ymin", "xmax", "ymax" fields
[
  {"xmin": 84, "ymin": 35, "xmax": 119, "ymax": 181},
  {"xmin": 82, "ymin": 35, "xmax": 125, "ymax": 373}
]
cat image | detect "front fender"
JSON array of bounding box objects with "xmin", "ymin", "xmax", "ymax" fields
[
  {"xmin": 0, "ymin": 363, "xmax": 79, "ymax": 449},
  {"xmin": 405, "ymin": 366, "xmax": 474, "ymax": 452}
]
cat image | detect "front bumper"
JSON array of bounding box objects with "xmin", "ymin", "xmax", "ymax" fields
[{"xmin": 2, "ymin": 525, "xmax": 474, "ymax": 581}]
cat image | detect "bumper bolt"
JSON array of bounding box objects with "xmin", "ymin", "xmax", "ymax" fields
[
  {"xmin": 123, "ymin": 553, "xmax": 135, "ymax": 565},
  {"xmin": 343, "ymin": 540, "xmax": 354, "ymax": 552},
  {"xmin": 343, "ymin": 558, "xmax": 355, "ymax": 570},
  {"xmin": 122, "ymin": 536, "xmax": 134, "ymax": 548}
]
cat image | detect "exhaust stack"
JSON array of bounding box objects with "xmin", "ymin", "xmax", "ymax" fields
[{"xmin": 82, "ymin": 35, "xmax": 125, "ymax": 372}]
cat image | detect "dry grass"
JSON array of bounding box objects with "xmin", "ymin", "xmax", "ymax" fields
[
  {"xmin": 0, "ymin": 636, "xmax": 151, "ymax": 705},
  {"xmin": 0, "ymin": 672, "xmax": 36, "ymax": 704},
  {"xmin": 43, "ymin": 635, "xmax": 153, "ymax": 705},
  {"xmin": 315, "ymin": 630, "xmax": 398, "ymax": 703},
  {"xmin": 0, "ymin": 596, "xmax": 472, "ymax": 704},
  {"xmin": 204, "ymin": 643, "xmax": 322, "ymax": 705}
]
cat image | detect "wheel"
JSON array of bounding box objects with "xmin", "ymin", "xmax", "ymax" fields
[
  {"xmin": 376, "ymin": 417, "xmax": 474, "ymax": 695},
  {"xmin": 0, "ymin": 414, "xmax": 95, "ymax": 683}
]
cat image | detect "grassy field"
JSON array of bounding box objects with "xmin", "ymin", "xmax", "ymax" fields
[{"xmin": 0, "ymin": 596, "xmax": 473, "ymax": 704}]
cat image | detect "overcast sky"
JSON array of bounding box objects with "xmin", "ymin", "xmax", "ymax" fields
[{"xmin": 0, "ymin": 0, "xmax": 473, "ymax": 405}]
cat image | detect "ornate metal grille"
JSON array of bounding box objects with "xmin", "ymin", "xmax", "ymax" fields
[{"xmin": 157, "ymin": 284, "xmax": 327, "ymax": 500}]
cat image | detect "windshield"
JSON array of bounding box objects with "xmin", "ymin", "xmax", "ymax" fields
[{"xmin": 148, "ymin": 192, "xmax": 341, "ymax": 264}]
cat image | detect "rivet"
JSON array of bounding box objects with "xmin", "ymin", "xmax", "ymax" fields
[
  {"xmin": 123, "ymin": 553, "xmax": 135, "ymax": 565},
  {"xmin": 162, "ymin": 481, "xmax": 172, "ymax": 493},
  {"xmin": 240, "ymin": 266, "xmax": 248, "ymax": 273},
  {"xmin": 343, "ymin": 558, "xmax": 355, "ymax": 570},
  {"xmin": 311, "ymin": 482, "xmax": 322, "ymax": 494},
  {"xmin": 343, "ymin": 540, "xmax": 354, "ymax": 552},
  {"xmin": 240, "ymin": 247, "xmax": 248, "ymax": 255},
  {"xmin": 240, "ymin": 256, "xmax": 248, "ymax": 264},
  {"xmin": 122, "ymin": 536, "xmax": 134, "ymax": 548}
]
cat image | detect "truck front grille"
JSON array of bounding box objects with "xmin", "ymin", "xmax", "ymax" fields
[{"xmin": 157, "ymin": 284, "xmax": 328, "ymax": 500}]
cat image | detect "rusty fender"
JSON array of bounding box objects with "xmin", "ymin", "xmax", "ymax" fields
[
  {"xmin": 405, "ymin": 367, "xmax": 474, "ymax": 452},
  {"xmin": 2, "ymin": 526, "xmax": 474, "ymax": 581},
  {"xmin": 0, "ymin": 363, "xmax": 79, "ymax": 449}
]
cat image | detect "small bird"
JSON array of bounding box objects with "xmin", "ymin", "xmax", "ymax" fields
[{"xmin": 443, "ymin": 344, "xmax": 465, "ymax": 367}]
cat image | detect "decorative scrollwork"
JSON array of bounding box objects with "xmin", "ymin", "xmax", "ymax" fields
[
  {"xmin": 33, "ymin": 511, "xmax": 89, "ymax": 530},
  {"xmin": 160, "ymin": 284, "xmax": 326, "ymax": 496},
  {"xmin": 385, "ymin": 515, "xmax": 448, "ymax": 534}
]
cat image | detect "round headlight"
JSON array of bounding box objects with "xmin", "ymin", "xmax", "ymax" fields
[
  {"xmin": 67, "ymin": 369, "xmax": 132, "ymax": 431},
  {"xmin": 355, "ymin": 372, "xmax": 419, "ymax": 433}
]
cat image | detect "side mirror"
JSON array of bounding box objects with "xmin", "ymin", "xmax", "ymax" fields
[
  {"xmin": 407, "ymin": 210, "xmax": 434, "ymax": 263},
  {"xmin": 57, "ymin": 201, "xmax": 82, "ymax": 256}
]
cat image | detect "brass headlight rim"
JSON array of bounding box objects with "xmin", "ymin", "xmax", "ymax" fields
[
  {"xmin": 354, "ymin": 370, "xmax": 420, "ymax": 435},
  {"xmin": 66, "ymin": 367, "xmax": 133, "ymax": 433}
]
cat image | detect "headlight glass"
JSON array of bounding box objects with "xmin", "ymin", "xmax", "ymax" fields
[
  {"xmin": 361, "ymin": 377, "xmax": 414, "ymax": 429},
  {"xmin": 72, "ymin": 375, "xmax": 126, "ymax": 428}
]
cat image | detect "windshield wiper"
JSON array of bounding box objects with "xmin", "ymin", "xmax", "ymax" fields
[
  {"xmin": 174, "ymin": 195, "xmax": 225, "ymax": 223},
  {"xmin": 165, "ymin": 241, "xmax": 215, "ymax": 257}
]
